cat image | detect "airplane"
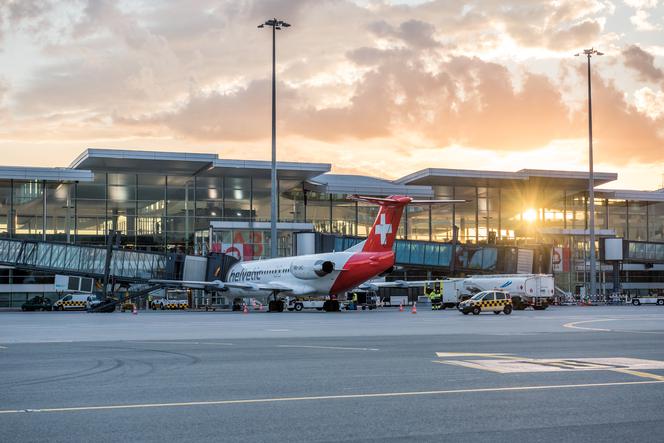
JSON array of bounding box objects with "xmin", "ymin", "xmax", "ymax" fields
[{"xmin": 152, "ymin": 195, "xmax": 464, "ymax": 311}]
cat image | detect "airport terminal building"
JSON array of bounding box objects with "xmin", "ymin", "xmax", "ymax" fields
[{"xmin": 0, "ymin": 148, "xmax": 662, "ymax": 306}]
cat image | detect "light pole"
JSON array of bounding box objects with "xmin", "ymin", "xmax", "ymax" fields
[
  {"xmin": 259, "ymin": 18, "xmax": 290, "ymax": 258},
  {"xmin": 575, "ymin": 48, "xmax": 603, "ymax": 299}
]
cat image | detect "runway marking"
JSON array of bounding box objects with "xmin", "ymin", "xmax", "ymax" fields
[
  {"xmin": 435, "ymin": 353, "xmax": 525, "ymax": 360},
  {"xmin": 563, "ymin": 318, "xmax": 664, "ymax": 334},
  {"xmin": 563, "ymin": 319, "xmax": 619, "ymax": 331},
  {"xmin": 277, "ymin": 345, "xmax": 379, "ymax": 351},
  {"xmin": 268, "ymin": 329, "xmax": 290, "ymax": 332},
  {"xmin": 611, "ymin": 369, "xmax": 664, "ymax": 381},
  {"xmin": 131, "ymin": 341, "xmax": 234, "ymax": 346},
  {"xmin": 0, "ymin": 345, "xmax": 7, "ymax": 349},
  {"xmin": 1, "ymin": 380, "xmax": 662, "ymax": 415}
]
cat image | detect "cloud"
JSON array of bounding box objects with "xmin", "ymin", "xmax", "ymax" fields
[
  {"xmin": 367, "ymin": 18, "xmax": 438, "ymax": 48},
  {"xmin": 0, "ymin": 0, "xmax": 663, "ymax": 185},
  {"xmin": 634, "ymin": 87, "xmax": 664, "ymax": 119},
  {"xmin": 622, "ymin": 44, "xmax": 664, "ymax": 82},
  {"xmin": 624, "ymin": 0, "xmax": 659, "ymax": 9},
  {"xmin": 589, "ymin": 73, "xmax": 664, "ymax": 162},
  {"xmin": 630, "ymin": 9, "xmax": 662, "ymax": 30}
]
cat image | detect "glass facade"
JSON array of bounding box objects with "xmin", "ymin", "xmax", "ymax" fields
[{"xmin": 2, "ymin": 175, "xmax": 663, "ymax": 254}]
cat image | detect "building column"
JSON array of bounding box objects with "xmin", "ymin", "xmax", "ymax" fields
[
  {"xmin": 42, "ymin": 180, "xmax": 46, "ymax": 241},
  {"xmin": 9, "ymin": 179, "xmax": 14, "ymax": 238}
]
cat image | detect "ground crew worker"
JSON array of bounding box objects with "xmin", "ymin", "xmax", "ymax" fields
[
  {"xmin": 430, "ymin": 290, "xmax": 442, "ymax": 310},
  {"xmin": 351, "ymin": 292, "xmax": 358, "ymax": 310},
  {"xmin": 147, "ymin": 294, "xmax": 153, "ymax": 310}
]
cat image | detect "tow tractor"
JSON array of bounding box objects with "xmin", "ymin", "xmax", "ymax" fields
[
  {"xmin": 631, "ymin": 295, "xmax": 664, "ymax": 306},
  {"xmin": 286, "ymin": 297, "xmax": 325, "ymax": 312}
]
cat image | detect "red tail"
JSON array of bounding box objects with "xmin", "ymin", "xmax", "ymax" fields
[{"xmin": 351, "ymin": 195, "xmax": 411, "ymax": 253}]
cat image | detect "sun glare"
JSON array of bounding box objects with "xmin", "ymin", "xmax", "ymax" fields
[{"xmin": 522, "ymin": 208, "xmax": 538, "ymax": 223}]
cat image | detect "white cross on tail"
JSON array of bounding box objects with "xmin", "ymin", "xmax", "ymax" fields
[{"xmin": 375, "ymin": 214, "xmax": 392, "ymax": 245}]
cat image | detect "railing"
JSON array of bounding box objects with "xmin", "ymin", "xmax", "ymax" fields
[{"xmin": 0, "ymin": 238, "xmax": 167, "ymax": 281}]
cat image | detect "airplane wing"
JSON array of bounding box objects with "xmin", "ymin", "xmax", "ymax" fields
[
  {"xmin": 357, "ymin": 279, "xmax": 457, "ymax": 291},
  {"xmin": 149, "ymin": 279, "xmax": 297, "ymax": 293},
  {"xmin": 150, "ymin": 279, "xmax": 224, "ymax": 289},
  {"xmin": 224, "ymin": 281, "xmax": 294, "ymax": 292},
  {"xmin": 358, "ymin": 280, "xmax": 419, "ymax": 290}
]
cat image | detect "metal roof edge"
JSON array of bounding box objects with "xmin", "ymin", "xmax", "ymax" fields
[{"xmin": 0, "ymin": 167, "xmax": 94, "ymax": 182}]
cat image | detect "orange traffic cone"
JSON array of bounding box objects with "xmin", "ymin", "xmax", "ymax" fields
[
  {"xmin": 399, "ymin": 303, "xmax": 404, "ymax": 312},
  {"xmin": 132, "ymin": 304, "xmax": 137, "ymax": 315},
  {"xmin": 411, "ymin": 302, "xmax": 417, "ymax": 314},
  {"xmin": 243, "ymin": 304, "xmax": 249, "ymax": 314}
]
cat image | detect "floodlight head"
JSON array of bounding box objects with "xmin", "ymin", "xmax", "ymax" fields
[
  {"xmin": 596, "ymin": 51, "xmax": 604, "ymax": 56},
  {"xmin": 257, "ymin": 24, "xmax": 264, "ymax": 28},
  {"xmin": 281, "ymin": 22, "xmax": 291, "ymax": 27}
]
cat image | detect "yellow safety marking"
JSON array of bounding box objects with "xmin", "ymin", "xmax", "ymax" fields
[
  {"xmin": 433, "ymin": 360, "xmax": 507, "ymax": 373},
  {"xmin": 611, "ymin": 369, "xmax": 664, "ymax": 381},
  {"xmin": 1, "ymin": 380, "xmax": 662, "ymax": 415}
]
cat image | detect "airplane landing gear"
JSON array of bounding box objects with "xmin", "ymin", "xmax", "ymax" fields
[
  {"xmin": 322, "ymin": 300, "xmax": 340, "ymax": 312},
  {"xmin": 268, "ymin": 292, "xmax": 284, "ymax": 312}
]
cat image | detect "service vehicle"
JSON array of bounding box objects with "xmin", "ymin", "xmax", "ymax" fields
[
  {"xmin": 21, "ymin": 296, "xmax": 52, "ymax": 311},
  {"xmin": 458, "ymin": 290, "xmax": 513, "ymax": 315},
  {"xmin": 152, "ymin": 290, "xmax": 188, "ymax": 310},
  {"xmin": 462, "ymin": 274, "xmax": 554, "ymax": 310},
  {"xmin": 286, "ymin": 297, "xmax": 325, "ymax": 311},
  {"xmin": 85, "ymin": 295, "xmax": 103, "ymax": 311},
  {"xmin": 631, "ymin": 296, "xmax": 664, "ymax": 306},
  {"xmin": 53, "ymin": 294, "xmax": 91, "ymax": 311},
  {"xmin": 120, "ymin": 300, "xmax": 137, "ymax": 312}
]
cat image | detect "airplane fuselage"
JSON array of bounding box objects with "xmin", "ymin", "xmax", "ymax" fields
[{"xmin": 225, "ymin": 249, "xmax": 395, "ymax": 298}]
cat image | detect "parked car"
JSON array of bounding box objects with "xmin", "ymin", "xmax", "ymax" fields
[{"xmin": 21, "ymin": 296, "xmax": 53, "ymax": 312}]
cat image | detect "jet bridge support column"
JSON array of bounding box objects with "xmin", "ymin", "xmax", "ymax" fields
[{"xmin": 102, "ymin": 230, "xmax": 121, "ymax": 301}]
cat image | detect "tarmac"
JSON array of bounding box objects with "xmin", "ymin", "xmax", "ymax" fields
[{"xmin": 1, "ymin": 306, "xmax": 664, "ymax": 442}]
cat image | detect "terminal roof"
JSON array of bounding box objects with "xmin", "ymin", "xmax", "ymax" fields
[
  {"xmin": 307, "ymin": 174, "xmax": 434, "ymax": 197},
  {"xmin": 0, "ymin": 166, "xmax": 93, "ymax": 182},
  {"xmin": 595, "ymin": 189, "xmax": 664, "ymax": 202},
  {"xmin": 395, "ymin": 168, "xmax": 617, "ymax": 190},
  {"xmin": 71, "ymin": 148, "xmax": 330, "ymax": 181}
]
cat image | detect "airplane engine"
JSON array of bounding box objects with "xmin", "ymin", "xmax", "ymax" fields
[{"xmin": 290, "ymin": 260, "xmax": 335, "ymax": 280}]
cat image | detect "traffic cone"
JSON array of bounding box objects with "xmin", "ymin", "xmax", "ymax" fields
[
  {"xmin": 132, "ymin": 304, "xmax": 137, "ymax": 315},
  {"xmin": 243, "ymin": 304, "xmax": 249, "ymax": 314},
  {"xmin": 411, "ymin": 302, "xmax": 417, "ymax": 314},
  {"xmin": 399, "ymin": 302, "xmax": 404, "ymax": 312}
]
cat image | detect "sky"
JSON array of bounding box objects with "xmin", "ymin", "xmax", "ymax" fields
[{"xmin": 0, "ymin": 0, "xmax": 663, "ymax": 190}]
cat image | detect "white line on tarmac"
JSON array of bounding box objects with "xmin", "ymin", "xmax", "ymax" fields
[
  {"xmin": 131, "ymin": 341, "xmax": 234, "ymax": 346},
  {"xmin": 562, "ymin": 319, "xmax": 619, "ymax": 332},
  {"xmin": 277, "ymin": 345, "xmax": 379, "ymax": 351},
  {"xmin": 563, "ymin": 318, "xmax": 664, "ymax": 334},
  {"xmin": 0, "ymin": 345, "xmax": 6, "ymax": 349},
  {"xmin": 1, "ymin": 380, "xmax": 662, "ymax": 415}
]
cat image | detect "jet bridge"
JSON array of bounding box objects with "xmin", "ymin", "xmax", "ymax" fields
[{"xmin": 0, "ymin": 238, "xmax": 170, "ymax": 283}]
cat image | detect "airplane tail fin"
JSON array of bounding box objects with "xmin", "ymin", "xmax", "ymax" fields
[
  {"xmin": 349, "ymin": 195, "xmax": 411, "ymax": 253},
  {"xmin": 347, "ymin": 195, "xmax": 467, "ymax": 253}
]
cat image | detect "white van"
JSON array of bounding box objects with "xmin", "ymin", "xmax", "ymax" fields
[{"xmin": 53, "ymin": 294, "xmax": 94, "ymax": 311}]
